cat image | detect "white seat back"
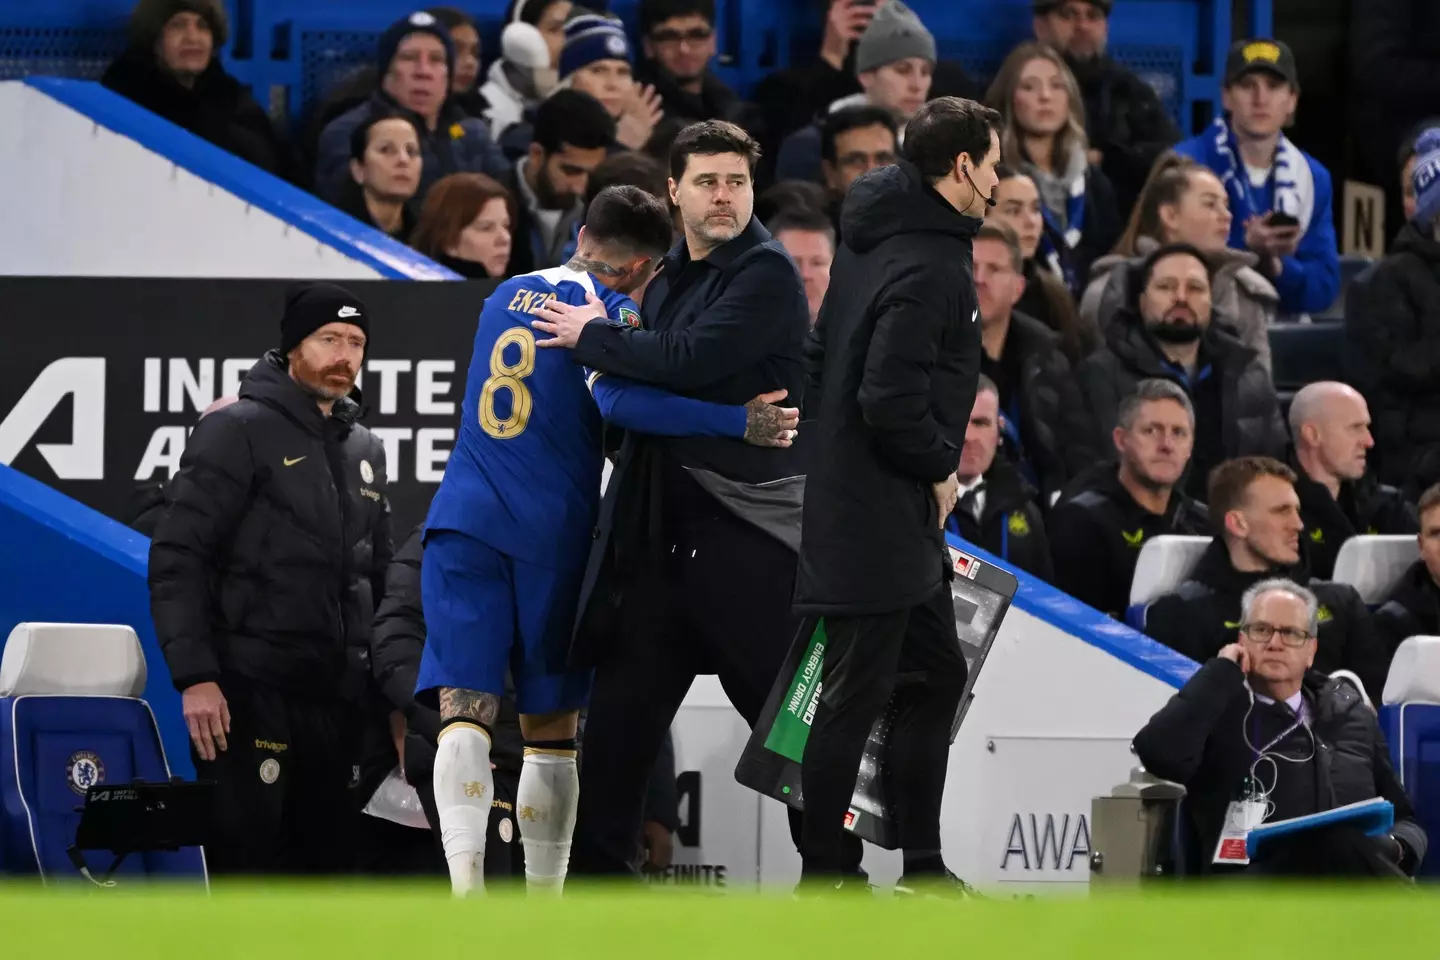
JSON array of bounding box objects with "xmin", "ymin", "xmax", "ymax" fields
[
  {"xmin": 1129, "ymin": 535, "xmax": 1212, "ymax": 607},
  {"xmin": 1331, "ymin": 535, "xmax": 1418, "ymax": 604},
  {"xmin": 0, "ymin": 623, "xmax": 146, "ymax": 697},
  {"xmin": 1381, "ymin": 636, "xmax": 1440, "ymax": 706}
]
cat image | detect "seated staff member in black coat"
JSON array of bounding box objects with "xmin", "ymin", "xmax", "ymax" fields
[
  {"xmin": 1135, "ymin": 579, "xmax": 1426, "ymax": 878},
  {"xmin": 793, "ymin": 97, "xmax": 1002, "ymax": 895},
  {"xmin": 527, "ymin": 120, "xmax": 858, "ymax": 877},
  {"xmin": 945, "ymin": 375, "xmax": 1053, "ymax": 580},
  {"xmin": 1049, "ymin": 377, "xmax": 1208, "ymax": 618},
  {"xmin": 1145, "ymin": 456, "xmax": 1394, "ymax": 700}
]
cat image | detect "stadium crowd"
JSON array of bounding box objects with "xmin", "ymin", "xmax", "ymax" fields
[{"xmin": 104, "ymin": 0, "xmax": 1440, "ymax": 883}]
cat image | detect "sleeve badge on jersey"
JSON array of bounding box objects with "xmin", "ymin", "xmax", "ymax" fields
[{"xmin": 618, "ymin": 306, "xmax": 641, "ymax": 328}]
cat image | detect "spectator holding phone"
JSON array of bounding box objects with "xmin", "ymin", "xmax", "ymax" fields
[{"xmin": 1173, "ymin": 39, "xmax": 1339, "ymax": 317}]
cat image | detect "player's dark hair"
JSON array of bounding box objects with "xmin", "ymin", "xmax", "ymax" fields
[
  {"xmin": 669, "ymin": 119, "xmax": 760, "ymax": 180},
  {"xmin": 533, "ymin": 89, "xmax": 616, "ymax": 155},
  {"xmin": 638, "ymin": 0, "xmax": 715, "ymax": 34},
  {"xmin": 585, "ymin": 151, "xmax": 669, "ymax": 206},
  {"xmin": 583, "ymin": 185, "xmax": 675, "ymax": 261},
  {"xmin": 821, "ymin": 104, "xmax": 899, "ymax": 163},
  {"xmin": 902, "ymin": 96, "xmax": 1002, "ymax": 184}
]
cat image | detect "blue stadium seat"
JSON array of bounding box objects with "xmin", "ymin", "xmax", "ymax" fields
[
  {"xmin": 1331, "ymin": 535, "xmax": 1417, "ymax": 607},
  {"xmin": 0, "ymin": 623, "xmax": 206, "ymax": 882},
  {"xmin": 1380, "ymin": 636, "xmax": 1440, "ymax": 877}
]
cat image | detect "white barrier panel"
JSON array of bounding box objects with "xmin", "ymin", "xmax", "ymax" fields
[
  {"xmin": 0, "ymin": 81, "xmax": 450, "ymax": 281},
  {"xmin": 672, "ymin": 587, "xmax": 1188, "ymax": 893}
]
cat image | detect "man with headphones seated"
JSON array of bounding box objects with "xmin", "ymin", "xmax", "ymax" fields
[{"xmin": 1133, "ymin": 578, "xmax": 1427, "ymax": 877}]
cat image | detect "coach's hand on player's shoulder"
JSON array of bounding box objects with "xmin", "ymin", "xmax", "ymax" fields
[
  {"xmin": 744, "ymin": 390, "xmax": 800, "ymax": 447},
  {"xmin": 532, "ymin": 292, "xmax": 607, "ymax": 348},
  {"xmin": 183, "ymin": 680, "xmax": 231, "ymax": 762}
]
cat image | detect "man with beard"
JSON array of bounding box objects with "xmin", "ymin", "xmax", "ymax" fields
[
  {"xmin": 1145, "ymin": 457, "xmax": 1393, "ymax": 700},
  {"xmin": 1076, "ymin": 243, "xmax": 1286, "ymax": 502},
  {"xmin": 1031, "ymin": 0, "xmax": 1179, "ymax": 216},
  {"xmin": 148, "ymin": 283, "xmax": 393, "ymax": 874},
  {"xmin": 503, "ymin": 88, "xmax": 617, "ymax": 274},
  {"xmin": 1287, "ymin": 382, "xmax": 1416, "ymax": 580},
  {"xmin": 635, "ymin": 0, "xmax": 743, "ymax": 127},
  {"xmin": 1050, "ymin": 378, "xmax": 1209, "ymax": 618}
]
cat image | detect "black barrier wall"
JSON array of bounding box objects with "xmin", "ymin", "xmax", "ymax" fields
[{"xmin": 0, "ymin": 277, "xmax": 502, "ymax": 533}]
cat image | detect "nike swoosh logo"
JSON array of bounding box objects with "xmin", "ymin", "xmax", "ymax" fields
[{"xmin": 283, "ymin": 456, "xmax": 306, "ymax": 467}]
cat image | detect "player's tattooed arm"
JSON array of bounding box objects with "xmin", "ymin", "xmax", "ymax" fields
[
  {"xmin": 743, "ymin": 390, "xmax": 801, "ymax": 448},
  {"xmin": 439, "ymin": 687, "xmax": 501, "ymax": 725}
]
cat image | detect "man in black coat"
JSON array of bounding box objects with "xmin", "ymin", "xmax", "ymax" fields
[
  {"xmin": 1031, "ymin": 0, "xmax": 1180, "ymax": 218},
  {"xmin": 1050, "ymin": 378, "xmax": 1208, "ymax": 618},
  {"xmin": 1076, "ymin": 243, "xmax": 1287, "ymax": 501},
  {"xmin": 102, "ymin": 0, "xmax": 295, "ymax": 181},
  {"xmin": 1145, "ymin": 457, "xmax": 1394, "ymax": 700},
  {"xmin": 793, "ymin": 97, "xmax": 1001, "ymax": 893},
  {"xmin": 148, "ymin": 283, "xmax": 393, "ymax": 874},
  {"xmin": 1135, "ymin": 579, "xmax": 1425, "ymax": 877},
  {"xmin": 945, "ymin": 376, "xmax": 1053, "ymax": 581},
  {"xmin": 528, "ymin": 121, "xmax": 843, "ymax": 877},
  {"xmin": 1375, "ymin": 485, "xmax": 1440, "ymax": 653},
  {"xmin": 1287, "ymin": 381, "xmax": 1417, "ymax": 580},
  {"xmin": 973, "ymin": 222, "xmax": 1095, "ymax": 501}
]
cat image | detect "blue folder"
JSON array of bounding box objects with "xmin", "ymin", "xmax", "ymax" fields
[{"xmin": 1245, "ymin": 798, "xmax": 1395, "ymax": 858}]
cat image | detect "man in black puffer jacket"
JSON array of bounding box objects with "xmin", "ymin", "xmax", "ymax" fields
[
  {"xmin": 102, "ymin": 0, "xmax": 296, "ymax": 182},
  {"xmin": 1136, "ymin": 579, "xmax": 1425, "ymax": 877},
  {"xmin": 1076, "ymin": 244, "xmax": 1286, "ymax": 502},
  {"xmin": 149, "ymin": 283, "xmax": 392, "ymax": 875},
  {"xmin": 1145, "ymin": 457, "xmax": 1393, "ymax": 701},
  {"xmin": 1349, "ymin": 134, "xmax": 1440, "ymax": 495}
]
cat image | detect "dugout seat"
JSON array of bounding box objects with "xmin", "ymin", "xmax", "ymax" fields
[
  {"xmin": 1380, "ymin": 636, "xmax": 1440, "ymax": 877},
  {"xmin": 0, "ymin": 622, "xmax": 206, "ymax": 882},
  {"xmin": 1125, "ymin": 536, "xmax": 1211, "ymax": 630},
  {"xmin": 1331, "ymin": 535, "xmax": 1418, "ymax": 606}
]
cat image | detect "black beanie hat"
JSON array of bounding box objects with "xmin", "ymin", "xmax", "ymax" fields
[
  {"xmin": 378, "ymin": 10, "xmax": 455, "ymax": 80},
  {"xmin": 281, "ymin": 283, "xmax": 370, "ymax": 355},
  {"xmin": 128, "ymin": 0, "xmax": 230, "ymax": 49}
]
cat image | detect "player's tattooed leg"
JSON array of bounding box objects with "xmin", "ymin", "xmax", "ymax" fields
[{"xmin": 439, "ymin": 687, "xmax": 501, "ymax": 725}]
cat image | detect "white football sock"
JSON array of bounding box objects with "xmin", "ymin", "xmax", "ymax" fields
[
  {"xmin": 433, "ymin": 723, "xmax": 494, "ymax": 896},
  {"xmin": 517, "ymin": 748, "xmax": 579, "ymax": 895}
]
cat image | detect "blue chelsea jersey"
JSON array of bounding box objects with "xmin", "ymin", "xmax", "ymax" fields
[{"xmin": 425, "ymin": 266, "xmax": 639, "ymax": 568}]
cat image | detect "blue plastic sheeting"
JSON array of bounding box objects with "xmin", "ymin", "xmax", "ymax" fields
[
  {"xmin": 945, "ymin": 531, "xmax": 1198, "ymax": 691},
  {"xmin": 0, "ymin": 463, "xmax": 192, "ymax": 778},
  {"xmin": 21, "ymin": 77, "xmax": 460, "ymax": 282}
]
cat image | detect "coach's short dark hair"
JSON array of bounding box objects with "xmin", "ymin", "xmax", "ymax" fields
[
  {"xmin": 901, "ymin": 97, "xmax": 1002, "ymax": 183},
  {"xmin": 821, "ymin": 104, "xmax": 899, "ymax": 163},
  {"xmin": 669, "ymin": 119, "xmax": 760, "ymax": 181},
  {"xmin": 534, "ymin": 89, "xmax": 616, "ymax": 155},
  {"xmin": 584, "ymin": 185, "xmax": 675, "ymax": 259}
]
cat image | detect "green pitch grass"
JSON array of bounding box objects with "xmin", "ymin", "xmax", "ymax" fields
[{"xmin": 0, "ymin": 881, "xmax": 1435, "ymax": 958}]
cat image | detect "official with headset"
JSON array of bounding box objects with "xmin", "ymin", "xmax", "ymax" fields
[
  {"xmin": 792, "ymin": 97, "xmax": 1002, "ymax": 893},
  {"xmin": 1133, "ymin": 578, "xmax": 1427, "ymax": 878}
]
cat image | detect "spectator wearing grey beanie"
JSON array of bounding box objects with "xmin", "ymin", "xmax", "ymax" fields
[{"xmin": 774, "ymin": 0, "xmax": 936, "ymax": 184}]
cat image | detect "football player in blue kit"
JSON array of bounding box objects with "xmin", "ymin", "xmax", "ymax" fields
[{"xmin": 417, "ymin": 186, "xmax": 799, "ymax": 896}]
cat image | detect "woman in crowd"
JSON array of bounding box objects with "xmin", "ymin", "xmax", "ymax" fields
[
  {"xmin": 481, "ymin": 0, "xmax": 573, "ymax": 138},
  {"xmin": 339, "ymin": 110, "xmax": 423, "ymax": 242},
  {"xmin": 986, "ymin": 43, "xmax": 1121, "ymax": 295},
  {"xmin": 560, "ymin": 9, "xmax": 664, "ymax": 151},
  {"xmin": 411, "ymin": 173, "xmax": 516, "ymax": 278},
  {"xmin": 427, "ymin": 6, "xmax": 486, "ymax": 118},
  {"xmin": 989, "ymin": 165, "xmax": 1096, "ymax": 362},
  {"xmin": 1081, "ymin": 152, "xmax": 1276, "ymax": 372}
]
